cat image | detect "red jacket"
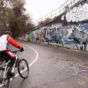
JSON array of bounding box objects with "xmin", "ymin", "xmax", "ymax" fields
[{"xmin": 7, "ymin": 35, "xmax": 23, "ymax": 49}]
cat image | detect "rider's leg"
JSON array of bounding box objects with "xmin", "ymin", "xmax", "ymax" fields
[
  {"xmin": 4, "ymin": 50, "xmax": 16, "ymax": 77},
  {"xmin": 7, "ymin": 58, "xmax": 15, "ymax": 75},
  {"xmin": 0, "ymin": 50, "xmax": 16, "ymax": 77},
  {"xmin": 7, "ymin": 57, "xmax": 15, "ymax": 67}
]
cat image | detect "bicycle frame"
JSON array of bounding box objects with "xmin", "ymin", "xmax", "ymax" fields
[
  {"xmin": 1, "ymin": 50, "xmax": 20, "ymax": 80},
  {"xmin": 12, "ymin": 50, "xmax": 20, "ymax": 73}
]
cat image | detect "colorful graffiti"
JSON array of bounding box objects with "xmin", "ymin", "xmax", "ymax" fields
[
  {"xmin": 69, "ymin": 27, "xmax": 88, "ymax": 50},
  {"xmin": 65, "ymin": 2, "xmax": 88, "ymax": 22},
  {"xmin": 30, "ymin": 22, "xmax": 88, "ymax": 51},
  {"xmin": 29, "ymin": 32, "xmax": 33, "ymax": 42},
  {"xmin": 25, "ymin": 1, "xmax": 88, "ymax": 51}
]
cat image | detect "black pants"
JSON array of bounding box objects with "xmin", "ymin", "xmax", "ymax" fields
[{"xmin": 0, "ymin": 50, "xmax": 16, "ymax": 67}]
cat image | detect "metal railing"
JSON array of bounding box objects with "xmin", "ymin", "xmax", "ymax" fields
[{"xmin": 39, "ymin": 0, "xmax": 82, "ymax": 22}]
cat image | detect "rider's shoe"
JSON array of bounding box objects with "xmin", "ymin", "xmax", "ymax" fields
[
  {"xmin": 7, "ymin": 71, "xmax": 15, "ymax": 78},
  {"xmin": 8, "ymin": 72, "xmax": 15, "ymax": 77}
]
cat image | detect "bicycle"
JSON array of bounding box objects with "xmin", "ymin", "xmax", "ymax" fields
[{"xmin": 0, "ymin": 50, "xmax": 29, "ymax": 87}]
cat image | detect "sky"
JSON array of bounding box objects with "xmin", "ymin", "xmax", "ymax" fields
[{"xmin": 25, "ymin": 0, "xmax": 66, "ymax": 25}]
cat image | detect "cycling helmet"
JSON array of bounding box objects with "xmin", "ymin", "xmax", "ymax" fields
[{"xmin": 4, "ymin": 31, "xmax": 12, "ymax": 36}]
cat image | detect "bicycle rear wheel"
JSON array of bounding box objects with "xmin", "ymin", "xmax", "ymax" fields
[
  {"xmin": 18, "ymin": 59, "xmax": 29, "ymax": 79},
  {"xmin": 0, "ymin": 67, "xmax": 10, "ymax": 88},
  {"xmin": 0, "ymin": 67, "xmax": 4, "ymax": 84}
]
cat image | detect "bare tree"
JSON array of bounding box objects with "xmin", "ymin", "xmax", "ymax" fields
[
  {"xmin": 7, "ymin": 0, "xmax": 34, "ymax": 37},
  {"xmin": 0, "ymin": 0, "xmax": 34, "ymax": 37}
]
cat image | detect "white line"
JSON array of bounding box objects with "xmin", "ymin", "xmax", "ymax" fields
[{"xmin": 28, "ymin": 46, "xmax": 39, "ymax": 67}]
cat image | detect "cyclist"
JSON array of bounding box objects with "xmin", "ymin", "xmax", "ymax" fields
[{"xmin": 0, "ymin": 31, "xmax": 24, "ymax": 77}]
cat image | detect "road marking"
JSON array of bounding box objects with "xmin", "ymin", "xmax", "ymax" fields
[
  {"xmin": 28, "ymin": 46, "xmax": 39, "ymax": 67},
  {"xmin": 0, "ymin": 45, "xmax": 39, "ymax": 87}
]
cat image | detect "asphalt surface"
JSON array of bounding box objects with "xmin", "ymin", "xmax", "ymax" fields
[{"xmin": 4, "ymin": 41, "xmax": 88, "ymax": 88}]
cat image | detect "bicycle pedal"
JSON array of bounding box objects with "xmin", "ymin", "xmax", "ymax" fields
[{"xmin": 0, "ymin": 78, "xmax": 3, "ymax": 83}]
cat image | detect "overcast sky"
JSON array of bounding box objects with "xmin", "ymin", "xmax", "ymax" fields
[{"xmin": 25, "ymin": 0, "xmax": 66, "ymax": 25}]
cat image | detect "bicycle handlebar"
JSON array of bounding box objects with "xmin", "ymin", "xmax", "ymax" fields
[{"xmin": 11, "ymin": 50, "xmax": 22, "ymax": 54}]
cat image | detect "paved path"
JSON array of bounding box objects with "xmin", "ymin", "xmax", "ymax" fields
[{"xmin": 5, "ymin": 41, "xmax": 88, "ymax": 88}]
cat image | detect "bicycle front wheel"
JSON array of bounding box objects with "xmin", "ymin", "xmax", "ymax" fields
[{"xmin": 18, "ymin": 59, "xmax": 29, "ymax": 79}]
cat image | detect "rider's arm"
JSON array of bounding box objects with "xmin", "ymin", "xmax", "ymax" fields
[{"xmin": 7, "ymin": 36, "xmax": 23, "ymax": 49}]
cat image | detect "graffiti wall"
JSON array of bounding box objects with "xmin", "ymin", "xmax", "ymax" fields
[
  {"xmin": 29, "ymin": 1, "xmax": 88, "ymax": 51},
  {"xmin": 30, "ymin": 22, "xmax": 88, "ymax": 51},
  {"xmin": 64, "ymin": 2, "xmax": 88, "ymax": 23}
]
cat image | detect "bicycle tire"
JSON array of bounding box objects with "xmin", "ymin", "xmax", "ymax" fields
[
  {"xmin": 18, "ymin": 59, "xmax": 29, "ymax": 79},
  {"xmin": 0, "ymin": 68, "xmax": 10, "ymax": 88},
  {"xmin": 0, "ymin": 68, "xmax": 4, "ymax": 83}
]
